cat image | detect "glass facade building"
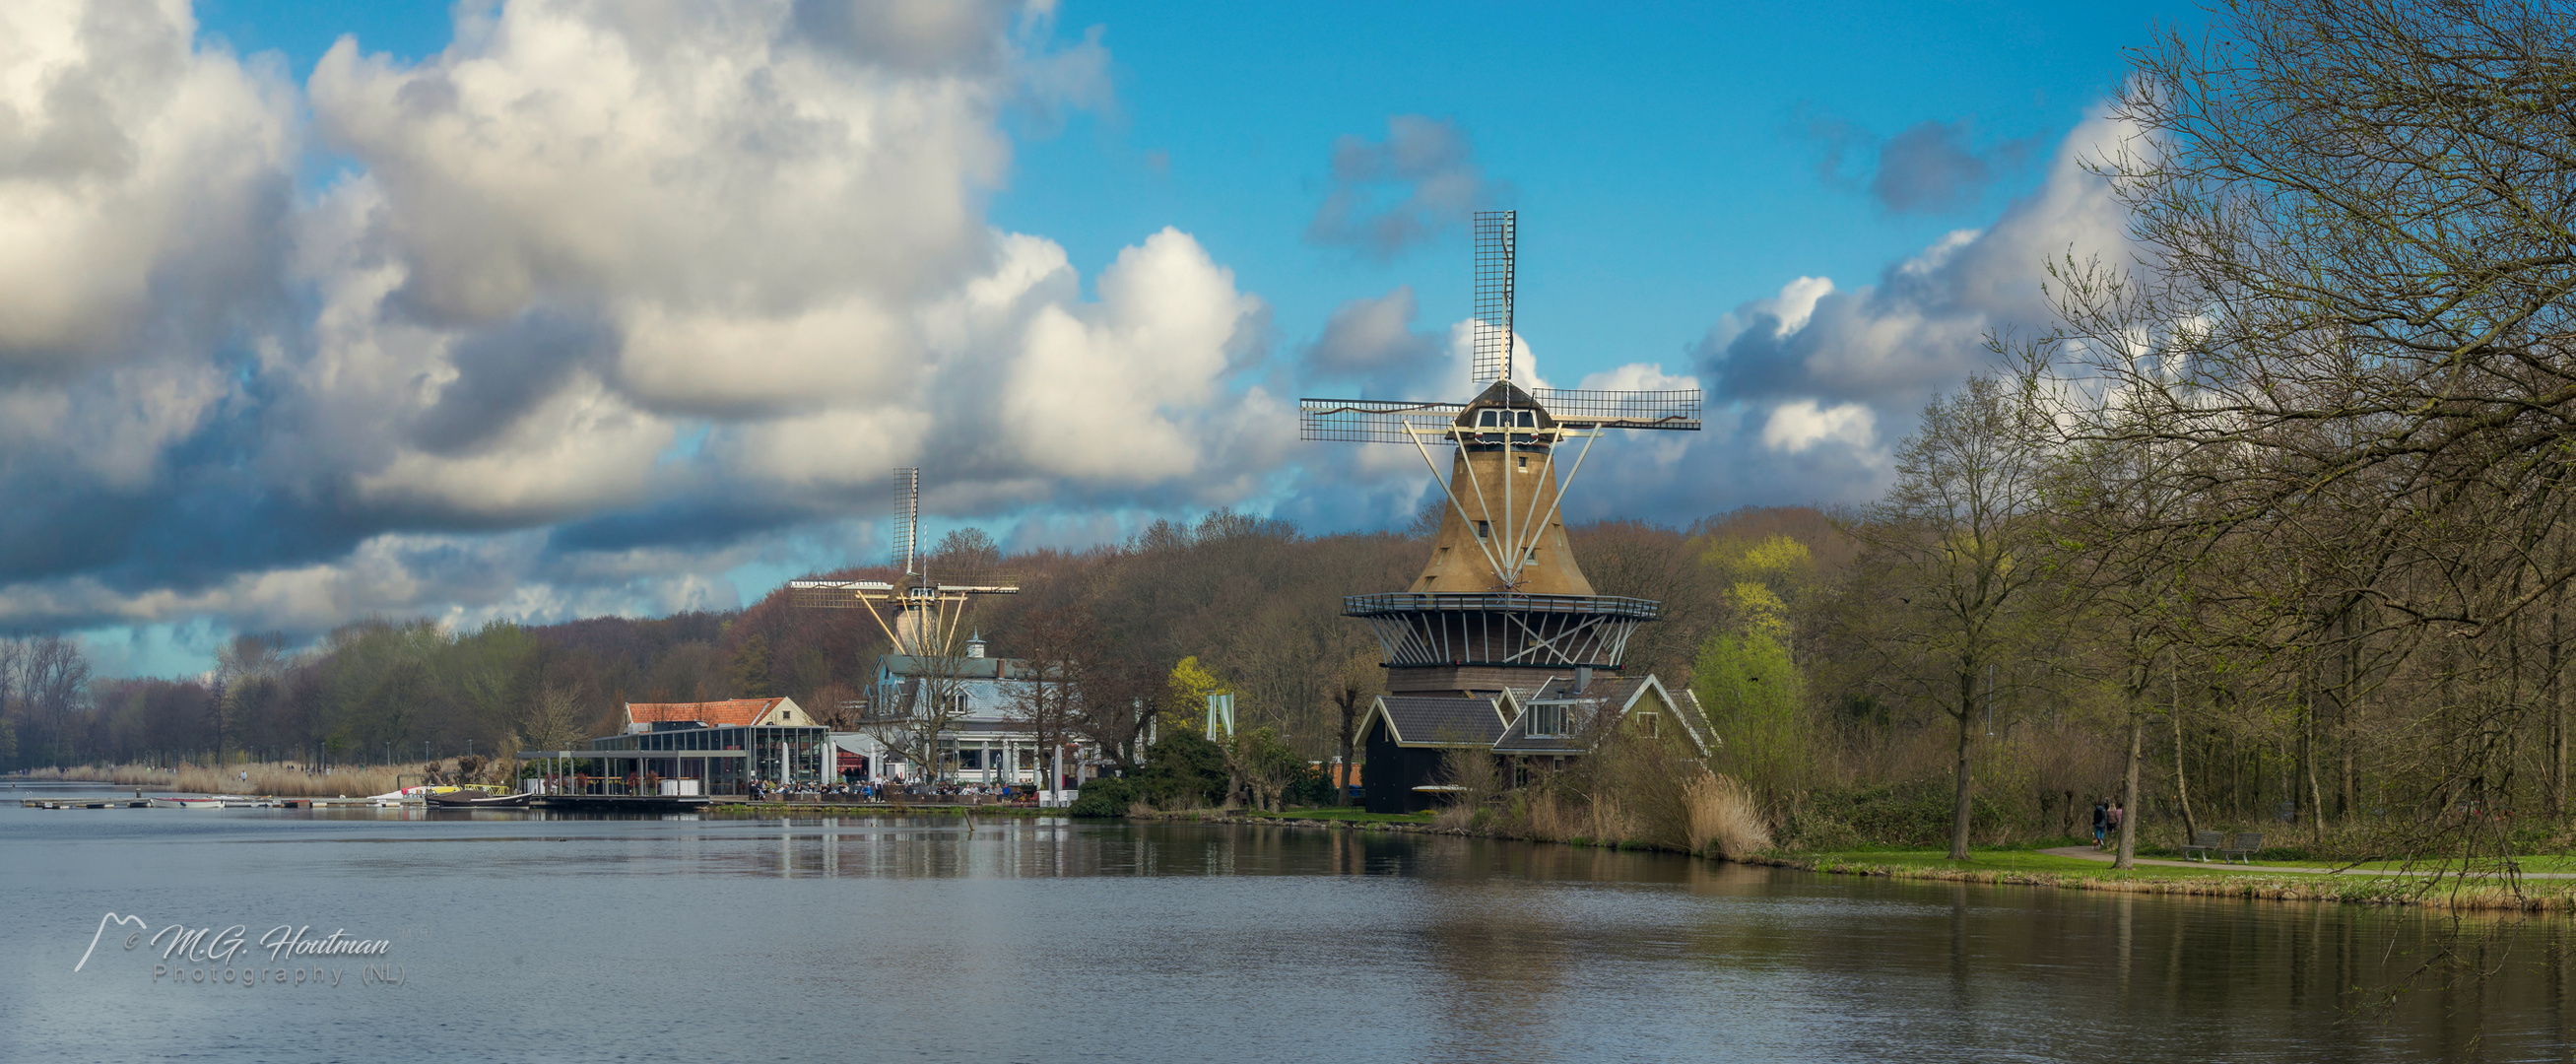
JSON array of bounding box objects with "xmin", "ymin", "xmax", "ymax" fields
[{"xmin": 573, "ymin": 724, "xmax": 830, "ymax": 794}]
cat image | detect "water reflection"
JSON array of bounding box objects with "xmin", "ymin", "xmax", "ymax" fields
[{"xmin": 5, "ymin": 788, "xmax": 2574, "ymax": 1062}]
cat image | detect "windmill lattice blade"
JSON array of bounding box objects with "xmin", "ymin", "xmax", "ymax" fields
[
  {"xmin": 1528, "ymin": 388, "xmax": 1703, "ymax": 431},
  {"xmin": 1300, "ymin": 398, "xmax": 1467, "ymax": 443},
  {"xmin": 1473, "ymin": 211, "xmax": 1515, "ymax": 386},
  {"xmin": 892, "ymin": 467, "xmax": 919, "ymax": 575},
  {"xmin": 788, "ymin": 580, "xmax": 894, "ymax": 609}
]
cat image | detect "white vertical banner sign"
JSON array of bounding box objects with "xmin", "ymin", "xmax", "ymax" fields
[{"xmin": 1205, "ymin": 693, "xmax": 1235, "ymax": 740}]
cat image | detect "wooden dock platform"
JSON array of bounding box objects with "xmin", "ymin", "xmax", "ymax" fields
[{"xmin": 528, "ymin": 794, "xmax": 715, "ymax": 811}]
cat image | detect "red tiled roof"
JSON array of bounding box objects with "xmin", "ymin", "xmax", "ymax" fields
[{"xmin": 627, "ymin": 698, "xmax": 786, "ymax": 727}]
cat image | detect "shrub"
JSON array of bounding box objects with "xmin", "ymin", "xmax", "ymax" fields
[
  {"xmin": 1781, "ymin": 779, "xmax": 2004, "ymax": 849},
  {"xmin": 1130, "ymin": 733, "xmax": 1228, "ymax": 808},
  {"xmin": 1283, "ymin": 761, "xmax": 1338, "ymax": 807},
  {"xmin": 1068, "ymin": 776, "xmax": 1136, "ymax": 818}
]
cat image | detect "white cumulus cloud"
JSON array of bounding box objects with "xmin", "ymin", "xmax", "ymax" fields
[{"xmin": 1759, "ymin": 400, "xmax": 1876, "ymax": 453}]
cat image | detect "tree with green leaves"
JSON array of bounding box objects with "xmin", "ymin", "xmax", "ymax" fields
[{"xmin": 1842, "ymin": 375, "xmax": 2056, "ymax": 860}]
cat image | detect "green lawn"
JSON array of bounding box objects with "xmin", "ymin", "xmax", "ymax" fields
[
  {"xmin": 1810, "ymin": 848, "xmax": 2353, "ymax": 880},
  {"xmin": 1232, "ymin": 806, "xmax": 1436, "ymax": 825}
]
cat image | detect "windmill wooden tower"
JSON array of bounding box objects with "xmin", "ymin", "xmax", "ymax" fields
[
  {"xmin": 788, "ymin": 467, "xmax": 1018, "ymax": 657},
  {"xmin": 1301, "ymin": 212, "xmax": 1700, "ymax": 697}
]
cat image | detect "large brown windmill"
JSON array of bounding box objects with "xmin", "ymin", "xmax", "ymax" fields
[
  {"xmin": 1301, "ymin": 211, "xmax": 1700, "ymax": 698},
  {"xmin": 787, "ymin": 467, "xmax": 1018, "ymax": 657}
]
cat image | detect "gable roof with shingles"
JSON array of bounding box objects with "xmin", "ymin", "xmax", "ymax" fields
[
  {"xmin": 874, "ymin": 654, "xmax": 1044, "ymax": 682},
  {"xmin": 1367, "ymin": 695, "xmax": 1509, "ymax": 747},
  {"xmin": 1493, "ymin": 674, "xmax": 1711, "ymax": 757},
  {"xmin": 626, "ymin": 697, "xmax": 795, "ymax": 728}
]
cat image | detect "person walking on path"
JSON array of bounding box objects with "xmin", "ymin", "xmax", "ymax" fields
[
  {"xmin": 2107, "ymin": 801, "xmax": 2125, "ymax": 845},
  {"xmin": 2091, "ymin": 799, "xmax": 2109, "ymax": 849}
]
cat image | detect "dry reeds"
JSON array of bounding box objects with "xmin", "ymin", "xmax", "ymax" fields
[
  {"xmin": 1577, "ymin": 794, "xmax": 1638, "ymax": 845},
  {"xmin": 1688, "ymin": 773, "xmax": 1772, "ymax": 859},
  {"xmin": 19, "ymin": 761, "xmax": 410, "ymax": 797},
  {"xmin": 1431, "ymin": 804, "xmax": 1471, "ymax": 831},
  {"xmin": 1527, "ymin": 791, "xmax": 1577, "ymax": 842}
]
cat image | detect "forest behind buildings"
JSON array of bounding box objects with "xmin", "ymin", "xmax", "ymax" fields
[{"xmin": 11, "ymin": 2, "xmax": 2576, "ymax": 865}]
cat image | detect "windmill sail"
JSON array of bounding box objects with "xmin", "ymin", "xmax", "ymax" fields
[
  {"xmin": 1473, "ymin": 211, "xmax": 1515, "ymax": 386},
  {"xmin": 1298, "ymin": 388, "xmax": 1699, "ymax": 442},
  {"xmin": 892, "ymin": 467, "xmax": 919, "ymax": 576},
  {"xmin": 1521, "ymin": 387, "xmax": 1701, "ymax": 430}
]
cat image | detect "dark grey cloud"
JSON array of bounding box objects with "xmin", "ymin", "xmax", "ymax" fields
[
  {"xmin": 1301, "ymin": 286, "xmax": 1444, "ymax": 395},
  {"xmin": 408, "ymin": 310, "xmax": 612, "ymax": 455},
  {"xmin": 786, "ymin": 0, "xmax": 1012, "ymax": 75},
  {"xmin": 1802, "ymin": 110, "xmax": 2037, "ymax": 216},
  {"xmin": 1872, "ymin": 119, "xmax": 2037, "ymax": 214},
  {"xmin": 1306, "ymin": 115, "xmax": 1507, "ymax": 259}
]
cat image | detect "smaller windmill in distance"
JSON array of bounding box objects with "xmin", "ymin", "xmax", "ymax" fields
[{"xmin": 789, "ymin": 468, "xmax": 1018, "ymax": 657}]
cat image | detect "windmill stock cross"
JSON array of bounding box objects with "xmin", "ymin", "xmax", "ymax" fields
[
  {"xmin": 785, "ymin": 467, "xmax": 1019, "ymax": 659},
  {"xmin": 1301, "ymin": 212, "xmax": 1702, "ymax": 691},
  {"xmin": 1298, "ymin": 211, "xmax": 1702, "ymax": 594}
]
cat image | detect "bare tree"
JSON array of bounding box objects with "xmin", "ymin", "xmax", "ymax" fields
[
  {"xmin": 807, "ymin": 681, "xmax": 862, "ymax": 731},
  {"xmin": 2025, "ymin": 0, "xmax": 2576, "ymax": 872},
  {"xmin": 21, "ymin": 635, "xmax": 92, "ymax": 765},
  {"xmin": 1325, "ymin": 650, "xmax": 1379, "ymax": 806},
  {"xmin": 1842, "ymin": 376, "xmax": 2055, "ymax": 860},
  {"xmin": 1005, "ymin": 607, "xmax": 1091, "ymax": 789},
  {"xmin": 520, "ymin": 685, "xmax": 590, "ymax": 752},
  {"xmin": 864, "ymin": 636, "xmax": 981, "ymax": 786}
]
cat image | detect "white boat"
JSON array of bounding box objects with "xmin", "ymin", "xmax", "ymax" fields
[
  {"xmin": 363, "ymin": 785, "xmax": 474, "ymax": 806},
  {"xmin": 150, "ymin": 795, "xmax": 279, "ymax": 809}
]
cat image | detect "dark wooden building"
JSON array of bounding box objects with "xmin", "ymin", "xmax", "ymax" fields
[{"xmin": 1355, "ymin": 674, "xmax": 1710, "ymax": 814}]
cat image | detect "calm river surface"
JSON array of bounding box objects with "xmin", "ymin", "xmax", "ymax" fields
[{"xmin": 6, "ymin": 781, "xmax": 2574, "ymax": 1063}]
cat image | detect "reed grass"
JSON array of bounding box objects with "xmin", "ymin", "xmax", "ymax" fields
[
  {"xmin": 1688, "ymin": 773, "xmax": 1773, "ymax": 859},
  {"xmin": 18, "ymin": 761, "xmax": 409, "ymax": 797}
]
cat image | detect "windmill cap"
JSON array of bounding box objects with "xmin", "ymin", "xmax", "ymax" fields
[{"xmin": 1453, "ymin": 379, "xmax": 1555, "ymax": 429}]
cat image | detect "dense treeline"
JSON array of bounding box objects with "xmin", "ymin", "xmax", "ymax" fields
[
  {"xmin": 1770, "ymin": 0, "xmax": 2576, "ymax": 866},
  {"xmin": 0, "ymin": 507, "xmax": 1762, "ymax": 774}
]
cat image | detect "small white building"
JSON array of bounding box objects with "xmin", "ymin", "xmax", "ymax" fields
[{"xmin": 834, "ymin": 632, "xmax": 1099, "ymax": 788}]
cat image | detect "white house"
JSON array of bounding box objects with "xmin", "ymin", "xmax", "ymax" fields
[{"xmin": 834, "ymin": 632, "xmax": 1100, "ymax": 788}]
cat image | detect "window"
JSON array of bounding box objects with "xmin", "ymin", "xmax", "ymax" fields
[
  {"xmin": 1478, "ymin": 410, "xmax": 1498, "ymax": 427},
  {"xmin": 1528, "ymin": 702, "xmax": 1566, "ymax": 738},
  {"xmin": 1635, "ymin": 712, "xmax": 1660, "ymax": 739},
  {"xmin": 1475, "ymin": 520, "xmax": 1490, "ymax": 539}
]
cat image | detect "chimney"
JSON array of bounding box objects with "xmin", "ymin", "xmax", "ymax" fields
[{"xmin": 1575, "ymin": 666, "xmax": 1593, "ymax": 693}]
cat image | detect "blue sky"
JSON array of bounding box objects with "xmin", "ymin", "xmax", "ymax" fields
[
  {"xmin": 192, "ymin": 0, "xmax": 2189, "ymax": 380},
  {"xmin": 6, "ymin": 1, "xmax": 2197, "ymax": 676}
]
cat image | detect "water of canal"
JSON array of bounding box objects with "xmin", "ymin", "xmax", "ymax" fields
[{"xmin": 4, "ymin": 781, "xmax": 2569, "ymax": 1062}]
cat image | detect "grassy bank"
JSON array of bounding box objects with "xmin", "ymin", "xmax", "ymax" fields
[
  {"xmin": 1774, "ymin": 846, "xmax": 2576, "ymax": 911},
  {"xmin": 1221, "ymin": 806, "xmax": 1436, "ymax": 825},
  {"xmin": 1144, "ymin": 805, "xmax": 2576, "ymax": 911}
]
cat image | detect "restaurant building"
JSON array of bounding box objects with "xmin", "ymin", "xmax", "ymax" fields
[{"xmin": 520, "ymin": 697, "xmax": 829, "ymax": 796}]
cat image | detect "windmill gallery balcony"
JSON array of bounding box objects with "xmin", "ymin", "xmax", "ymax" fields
[{"xmin": 1344, "ymin": 591, "xmax": 1657, "ymax": 684}]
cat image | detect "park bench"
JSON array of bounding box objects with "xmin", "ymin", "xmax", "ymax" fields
[
  {"xmin": 2219, "ymin": 831, "xmax": 2264, "ymax": 864},
  {"xmin": 2180, "ymin": 830, "xmax": 2225, "ymax": 862}
]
